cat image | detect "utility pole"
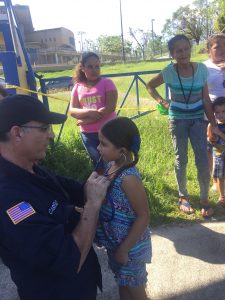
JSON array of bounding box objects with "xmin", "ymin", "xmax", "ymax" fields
[
  {"xmin": 151, "ymin": 19, "xmax": 155, "ymax": 57},
  {"xmin": 78, "ymin": 31, "xmax": 85, "ymax": 53},
  {"xmin": 119, "ymin": 0, "xmax": 125, "ymax": 63},
  {"xmin": 206, "ymin": 0, "xmax": 209, "ymax": 40}
]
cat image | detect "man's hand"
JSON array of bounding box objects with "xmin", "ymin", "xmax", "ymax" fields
[{"xmin": 85, "ymin": 172, "xmax": 110, "ymax": 207}]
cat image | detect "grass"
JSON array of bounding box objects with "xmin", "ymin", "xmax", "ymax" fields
[{"xmin": 41, "ymin": 52, "xmax": 225, "ymax": 226}]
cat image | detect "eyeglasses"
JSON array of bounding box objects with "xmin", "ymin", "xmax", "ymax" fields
[{"xmin": 20, "ymin": 124, "xmax": 52, "ymax": 133}]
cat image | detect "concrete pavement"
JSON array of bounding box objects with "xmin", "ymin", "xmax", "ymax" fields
[
  {"xmin": 147, "ymin": 221, "xmax": 225, "ymax": 300},
  {"xmin": 1, "ymin": 220, "xmax": 225, "ymax": 300}
]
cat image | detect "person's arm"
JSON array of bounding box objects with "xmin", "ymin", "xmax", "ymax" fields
[
  {"xmin": 146, "ymin": 73, "xmax": 169, "ymax": 108},
  {"xmin": 69, "ymin": 93, "xmax": 102, "ymax": 122},
  {"xmin": 113, "ymin": 175, "xmax": 150, "ymax": 265},
  {"xmin": 216, "ymin": 62, "xmax": 225, "ymax": 69},
  {"xmin": 72, "ymin": 172, "xmax": 110, "ymax": 272},
  {"xmin": 202, "ymin": 84, "xmax": 217, "ymax": 127},
  {"xmin": 207, "ymin": 123, "xmax": 218, "ymax": 143},
  {"xmin": 98, "ymin": 89, "xmax": 118, "ymax": 116}
]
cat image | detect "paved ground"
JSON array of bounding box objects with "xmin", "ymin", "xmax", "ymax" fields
[{"xmin": 1, "ymin": 220, "xmax": 225, "ymax": 300}]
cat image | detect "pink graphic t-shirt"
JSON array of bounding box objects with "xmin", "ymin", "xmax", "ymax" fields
[{"xmin": 71, "ymin": 77, "xmax": 117, "ymax": 133}]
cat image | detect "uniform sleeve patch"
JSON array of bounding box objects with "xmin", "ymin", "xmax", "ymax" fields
[{"xmin": 6, "ymin": 201, "xmax": 36, "ymax": 225}]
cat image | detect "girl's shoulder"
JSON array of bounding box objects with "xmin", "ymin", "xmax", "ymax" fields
[
  {"xmin": 100, "ymin": 77, "xmax": 111, "ymax": 83},
  {"xmin": 194, "ymin": 62, "xmax": 207, "ymax": 71},
  {"xmin": 71, "ymin": 81, "xmax": 85, "ymax": 95},
  {"xmin": 193, "ymin": 62, "xmax": 208, "ymax": 77},
  {"xmin": 73, "ymin": 81, "xmax": 85, "ymax": 89},
  {"xmin": 99, "ymin": 77, "xmax": 117, "ymax": 90},
  {"xmin": 162, "ymin": 62, "xmax": 174, "ymax": 71},
  {"xmin": 161, "ymin": 63, "xmax": 177, "ymax": 81},
  {"xmin": 119, "ymin": 166, "xmax": 140, "ymax": 179}
]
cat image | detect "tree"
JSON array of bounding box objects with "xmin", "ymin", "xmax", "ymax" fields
[
  {"xmin": 129, "ymin": 28, "xmax": 150, "ymax": 60},
  {"xmin": 161, "ymin": 0, "xmax": 217, "ymax": 44},
  {"xmin": 214, "ymin": 0, "xmax": 225, "ymax": 32},
  {"xmin": 96, "ymin": 35, "xmax": 132, "ymax": 55},
  {"xmin": 172, "ymin": 5, "xmax": 203, "ymax": 44}
]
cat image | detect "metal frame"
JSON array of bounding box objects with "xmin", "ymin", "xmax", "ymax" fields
[
  {"xmin": 38, "ymin": 70, "xmax": 168, "ymax": 144},
  {"xmin": 0, "ymin": 0, "xmax": 37, "ymax": 96}
]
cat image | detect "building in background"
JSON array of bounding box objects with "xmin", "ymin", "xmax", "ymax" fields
[{"xmin": 1, "ymin": 4, "xmax": 77, "ymax": 65}]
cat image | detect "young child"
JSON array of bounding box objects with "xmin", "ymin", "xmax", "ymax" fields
[
  {"xmin": 95, "ymin": 117, "xmax": 151, "ymax": 300},
  {"xmin": 207, "ymin": 97, "xmax": 225, "ymax": 206},
  {"xmin": 69, "ymin": 52, "xmax": 118, "ymax": 172},
  {"xmin": 204, "ymin": 33, "xmax": 225, "ymax": 191}
]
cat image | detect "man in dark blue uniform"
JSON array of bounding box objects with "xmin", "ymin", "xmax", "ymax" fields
[{"xmin": 0, "ymin": 94, "xmax": 110, "ymax": 300}]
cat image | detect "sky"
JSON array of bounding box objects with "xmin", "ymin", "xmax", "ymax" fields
[{"xmin": 11, "ymin": 0, "xmax": 194, "ymax": 48}]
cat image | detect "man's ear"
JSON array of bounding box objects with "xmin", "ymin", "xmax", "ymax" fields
[{"xmin": 10, "ymin": 126, "xmax": 24, "ymax": 141}]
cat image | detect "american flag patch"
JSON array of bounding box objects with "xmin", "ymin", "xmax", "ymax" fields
[{"xmin": 6, "ymin": 201, "xmax": 36, "ymax": 225}]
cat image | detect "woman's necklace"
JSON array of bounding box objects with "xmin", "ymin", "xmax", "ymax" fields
[{"xmin": 176, "ymin": 63, "xmax": 194, "ymax": 106}]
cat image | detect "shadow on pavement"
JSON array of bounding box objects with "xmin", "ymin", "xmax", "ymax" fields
[
  {"xmin": 165, "ymin": 278, "xmax": 225, "ymax": 300},
  {"xmin": 154, "ymin": 221, "xmax": 225, "ymax": 264}
]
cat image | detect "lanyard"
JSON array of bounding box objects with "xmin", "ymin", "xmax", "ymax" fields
[
  {"xmin": 99, "ymin": 165, "xmax": 118, "ymax": 222},
  {"xmin": 176, "ymin": 63, "xmax": 194, "ymax": 105}
]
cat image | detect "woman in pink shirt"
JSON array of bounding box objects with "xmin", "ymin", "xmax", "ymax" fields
[{"xmin": 69, "ymin": 52, "xmax": 118, "ymax": 172}]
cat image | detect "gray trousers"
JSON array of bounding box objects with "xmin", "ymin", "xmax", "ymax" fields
[{"xmin": 169, "ymin": 118, "xmax": 210, "ymax": 202}]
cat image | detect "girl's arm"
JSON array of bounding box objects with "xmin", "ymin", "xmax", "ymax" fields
[
  {"xmin": 202, "ymin": 84, "xmax": 217, "ymax": 127},
  {"xmin": 207, "ymin": 123, "xmax": 219, "ymax": 143},
  {"xmin": 146, "ymin": 73, "xmax": 169, "ymax": 108},
  {"xmin": 113, "ymin": 175, "xmax": 150, "ymax": 265},
  {"xmin": 98, "ymin": 90, "xmax": 118, "ymax": 116},
  {"xmin": 69, "ymin": 94, "xmax": 102, "ymax": 122}
]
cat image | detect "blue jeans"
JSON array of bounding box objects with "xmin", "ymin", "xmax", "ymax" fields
[
  {"xmin": 169, "ymin": 118, "xmax": 210, "ymax": 202},
  {"xmin": 80, "ymin": 132, "xmax": 104, "ymax": 170}
]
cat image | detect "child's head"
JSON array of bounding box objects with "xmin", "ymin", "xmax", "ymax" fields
[
  {"xmin": 168, "ymin": 34, "xmax": 191, "ymax": 63},
  {"xmin": 99, "ymin": 117, "xmax": 141, "ymax": 166},
  {"xmin": 206, "ymin": 33, "xmax": 225, "ymax": 64},
  {"xmin": 212, "ymin": 97, "xmax": 225, "ymax": 123},
  {"xmin": 73, "ymin": 52, "xmax": 100, "ymax": 83}
]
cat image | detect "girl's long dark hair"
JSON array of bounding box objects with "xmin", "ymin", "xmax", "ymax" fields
[
  {"xmin": 101, "ymin": 117, "xmax": 141, "ymax": 183},
  {"xmin": 73, "ymin": 52, "xmax": 100, "ymax": 83}
]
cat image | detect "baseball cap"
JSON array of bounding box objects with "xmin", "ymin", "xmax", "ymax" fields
[{"xmin": 0, "ymin": 94, "xmax": 67, "ymax": 133}]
